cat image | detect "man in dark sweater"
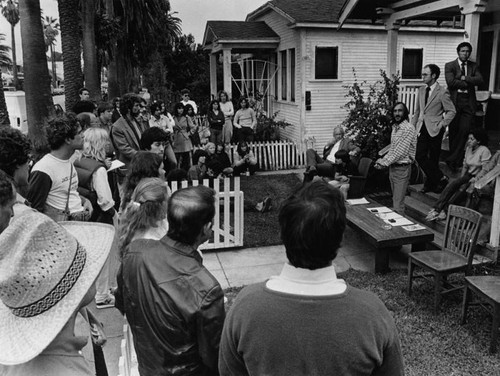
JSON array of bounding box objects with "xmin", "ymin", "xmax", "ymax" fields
[{"xmin": 219, "ymin": 181, "xmax": 404, "ymax": 376}]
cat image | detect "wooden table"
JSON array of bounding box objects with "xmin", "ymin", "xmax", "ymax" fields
[{"xmin": 345, "ymin": 199, "xmax": 434, "ymax": 274}]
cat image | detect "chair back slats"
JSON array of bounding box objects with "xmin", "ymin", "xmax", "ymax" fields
[{"xmin": 443, "ymin": 205, "xmax": 483, "ymax": 265}]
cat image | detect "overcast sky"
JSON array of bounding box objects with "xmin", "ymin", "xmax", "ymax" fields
[{"xmin": 0, "ymin": 0, "xmax": 268, "ymax": 63}]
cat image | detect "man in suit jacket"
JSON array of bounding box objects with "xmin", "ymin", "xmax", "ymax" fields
[
  {"xmin": 444, "ymin": 42, "xmax": 483, "ymax": 170},
  {"xmin": 304, "ymin": 126, "xmax": 360, "ymax": 182},
  {"xmin": 411, "ymin": 64, "xmax": 456, "ymax": 193}
]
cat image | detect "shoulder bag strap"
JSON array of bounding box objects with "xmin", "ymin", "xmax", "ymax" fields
[{"xmin": 64, "ymin": 163, "xmax": 73, "ymax": 215}]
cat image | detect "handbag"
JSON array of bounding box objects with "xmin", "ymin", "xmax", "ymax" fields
[{"xmin": 43, "ymin": 164, "xmax": 92, "ymax": 222}]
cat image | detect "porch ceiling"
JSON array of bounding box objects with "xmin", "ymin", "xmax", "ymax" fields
[{"xmin": 203, "ymin": 21, "xmax": 280, "ymax": 53}]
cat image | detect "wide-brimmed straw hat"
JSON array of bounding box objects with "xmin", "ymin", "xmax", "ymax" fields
[{"xmin": 0, "ymin": 212, "xmax": 115, "ymax": 365}]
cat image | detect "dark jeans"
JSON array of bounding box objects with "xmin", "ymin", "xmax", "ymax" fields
[
  {"xmin": 237, "ymin": 127, "xmax": 254, "ymax": 143},
  {"xmin": 434, "ymin": 172, "xmax": 472, "ymax": 213},
  {"xmin": 446, "ymin": 93, "xmax": 474, "ymax": 166},
  {"xmin": 416, "ymin": 125, "xmax": 444, "ymax": 188},
  {"xmin": 175, "ymin": 151, "xmax": 191, "ymax": 172},
  {"xmin": 305, "ymin": 149, "xmax": 336, "ymax": 178}
]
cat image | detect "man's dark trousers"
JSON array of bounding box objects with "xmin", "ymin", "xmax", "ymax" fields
[
  {"xmin": 416, "ymin": 124, "xmax": 445, "ymax": 189},
  {"xmin": 446, "ymin": 93, "xmax": 474, "ymax": 167}
]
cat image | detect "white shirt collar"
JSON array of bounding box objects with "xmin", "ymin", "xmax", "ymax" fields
[
  {"xmin": 457, "ymin": 58, "xmax": 467, "ymax": 66},
  {"xmin": 266, "ymin": 262, "xmax": 347, "ymax": 296}
]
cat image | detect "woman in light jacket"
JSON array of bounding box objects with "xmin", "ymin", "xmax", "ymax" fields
[{"xmin": 172, "ymin": 102, "xmax": 194, "ymax": 171}]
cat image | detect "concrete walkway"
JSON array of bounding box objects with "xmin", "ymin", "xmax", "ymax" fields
[{"xmin": 93, "ymin": 225, "xmax": 412, "ymax": 376}]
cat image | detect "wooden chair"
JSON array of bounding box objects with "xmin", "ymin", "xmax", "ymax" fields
[
  {"xmin": 475, "ymin": 91, "xmax": 491, "ymax": 129},
  {"xmin": 461, "ymin": 276, "xmax": 500, "ymax": 353},
  {"xmin": 347, "ymin": 157, "xmax": 373, "ymax": 199},
  {"xmin": 407, "ymin": 205, "xmax": 483, "ymax": 312}
]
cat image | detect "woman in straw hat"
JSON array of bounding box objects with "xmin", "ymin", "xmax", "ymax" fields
[{"xmin": 0, "ymin": 212, "xmax": 114, "ymax": 375}]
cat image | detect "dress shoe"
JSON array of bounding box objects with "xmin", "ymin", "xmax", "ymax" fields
[{"xmin": 420, "ymin": 186, "xmax": 435, "ymax": 193}]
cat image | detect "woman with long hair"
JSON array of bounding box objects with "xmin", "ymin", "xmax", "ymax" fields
[
  {"xmin": 118, "ymin": 178, "xmax": 170, "ymax": 259},
  {"xmin": 185, "ymin": 103, "xmax": 202, "ymax": 149},
  {"xmin": 426, "ymin": 128, "xmax": 491, "ymax": 221},
  {"xmin": 172, "ymin": 102, "xmax": 194, "ymax": 171},
  {"xmin": 233, "ymin": 141, "xmax": 257, "ymax": 176},
  {"xmin": 207, "ymin": 99, "xmax": 225, "ymax": 145},
  {"xmin": 218, "ymin": 90, "xmax": 234, "ymax": 144},
  {"xmin": 73, "ymin": 127, "xmax": 117, "ymax": 308},
  {"xmin": 120, "ymin": 151, "xmax": 165, "ymax": 211},
  {"xmin": 74, "ymin": 127, "xmax": 115, "ymax": 224},
  {"xmin": 205, "ymin": 142, "xmax": 233, "ymax": 178}
]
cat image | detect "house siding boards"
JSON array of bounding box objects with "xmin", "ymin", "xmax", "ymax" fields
[{"xmin": 302, "ymin": 29, "xmax": 462, "ymax": 150}]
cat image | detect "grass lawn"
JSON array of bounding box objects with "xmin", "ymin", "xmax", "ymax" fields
[
  {"xmin": 239, "ymin": 173, "xmax": 302, "ymax": 248},
  {"xmin": 224, "ymin": 269, "xmax": 500, "ymax": 375}
]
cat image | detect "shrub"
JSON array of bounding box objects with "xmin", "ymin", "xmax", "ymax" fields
[{"xmin": 341, "ymin": 69, "xmax": 400, "ymax": 161}]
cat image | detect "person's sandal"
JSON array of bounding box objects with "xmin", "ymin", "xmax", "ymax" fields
[{"xmin": 96, "ymin": 295, "xmax": 116, "ymax": 309}]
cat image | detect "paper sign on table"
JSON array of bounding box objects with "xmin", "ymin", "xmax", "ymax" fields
[
  {"xmin": 402, "ymin": 224, "xmax": 426, "ymax": 232},
  {"xmin": 383, "ymin": 217, "xmax": 413, "ymax": 226},
  {"xmin": 375, "ymin": 211, "xmax": 402, "ymax": 220},
  {"xmin": 367, "ymin": 206, "xmax": 392, "ymax": 214},
  {"xmin": 346, "ymin": 198, "xmax": 370, "ymax": 205}
]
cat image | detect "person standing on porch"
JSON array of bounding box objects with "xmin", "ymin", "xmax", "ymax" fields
[
  {"xmin": 444, "ymin": 42, "xmax": 484, "ymax": 172},
  {"xmin": 218, "ymin": 91, "xmax": 234, "ymax": 144},
  {"xmin": 411, "ymin": 64, "xmax": 456, "ymax": 193},
  {"xmin": 233, "ymin": 98, "xmax": 256, "ymax": 142},
  {"xmin": 375, "ymin": 102, "xmax": 417, "ymax": 215}
]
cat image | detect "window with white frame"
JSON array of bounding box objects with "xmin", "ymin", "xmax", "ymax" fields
[
  {"xmin": 402, "ymin": 48, "xmax": 423, "ymax": 79},
  {"xmin": 315, "ymin": 46, "xmax": 338, "ymax": 80},
  {"xmin": 280, "ymin": 50, "xmax": 287, "ymax": 101},
  {"xmin": 290, "ymin": 49, "xmax": 295, "ymax": 102}
]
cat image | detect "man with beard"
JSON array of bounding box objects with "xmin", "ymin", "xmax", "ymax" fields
[
  {"xmin": 111, "ymin": 93, "xmax": 149, "ymax": 193},
  {"xmin": 375, "ymin": 102, "xmax": 417, "ymax": 214}
]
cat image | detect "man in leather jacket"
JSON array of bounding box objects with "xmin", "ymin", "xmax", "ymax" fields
[{"xmin": 116, "ymin": 185, "xmax": 225, "ymax": 375}]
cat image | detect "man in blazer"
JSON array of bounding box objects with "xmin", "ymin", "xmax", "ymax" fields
[
  {"xmin": 444, "ymin": 42, "xmax": 483, "ymax": 171},
  {"xmin": 304, "ymin": 126, "xmax": 360, "ymax": 181},
  {"xmin": 411, "ymin": 64, "xmax": 456, "ymax": 193}
]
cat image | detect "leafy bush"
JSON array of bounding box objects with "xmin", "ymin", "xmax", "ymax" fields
[
  {"xmin": 341, "ymin": 69, "xmax": 400, "ymax": 160},
  {"xmin": 247, "ymin": 93, "xmax": 293, "ymax": 142}
]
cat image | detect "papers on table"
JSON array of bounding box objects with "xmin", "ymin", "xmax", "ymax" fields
[
  {"xmin": 346, "ymin": 198, "xmax": 370, "ymax": 205},
  {"xmin": 107, "ymin": 159, "xmax": 125, "ymax": 172},
  {"xmin": 402, "ymin": 224, "xmax": 426, "ymax": 232},
  {"xmin": 366, "ymin": 206, "xmax": 415, "ymax": 227}
]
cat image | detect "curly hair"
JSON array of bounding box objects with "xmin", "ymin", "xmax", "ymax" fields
[
  {"xmin": 119, "ymin": 178, "xmax": 169, "ymax": 258},
  {"xmin": 0, "ymin": 128, "xmax": 31, "ymax": 178},
  {"xmin": 173, "ymin": 102, "xmax": 186, "ymax": 117},
  {"xmin": 119, "ymin": 93, "xmax": 142, "ymax": 116},
  {"xmin": 0, "ymin": 170, "xmax": 15, "ymax": 207},
  {"xmin": 121, "ymin": 151, "xmax": 163, "ymax": 210},
  {"xmin": 45, "ymin": 112, "xmax": 81, "ymax": 150}
]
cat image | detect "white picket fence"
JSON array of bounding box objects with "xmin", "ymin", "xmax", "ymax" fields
[
  {"xmin": 170, "ymin": 177, "xmax": 244, "ymax": 250},
  {"xmin": 399, "ymin": 84, "xmax": 420, "ymax": 120},
  {"xmin": 228, "ymin": 140, "xmax": 307, "ymax": 171}
]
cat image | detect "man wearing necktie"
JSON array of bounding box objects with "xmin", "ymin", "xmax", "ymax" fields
[
  {"xmin": 444, "ymin": 42, "xmax": 483, "ymax": 172},
  {"xmin": 411, "ymin": 64, "xmax": 456, "ymax": 193}
]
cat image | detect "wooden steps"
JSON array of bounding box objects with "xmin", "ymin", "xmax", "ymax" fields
[{"xmin": 405, "ymin": 184, "xmax": 496, "ymax": 263}]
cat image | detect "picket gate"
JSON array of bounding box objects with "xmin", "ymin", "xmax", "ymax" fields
[
  {"xmin": 170, "ymin": 177, "xmax": 244, "ymax": 250},
  {"xmin": 228, "ymin": 140, "xmax": 306, "ymax": 171},
  {"xmin": 399, "ymin": 84, "xmax": 420, "ymax": 120}
]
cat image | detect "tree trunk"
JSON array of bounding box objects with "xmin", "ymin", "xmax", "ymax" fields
[
  {"xmin": 10, "ymin": 23, "xmax": 19, "ymax": 90},
  {"xmin": 81, "ymin": 0, "xmax": 100, "ymax": 102},
  {"xmin": 59, "ymin": 0, "xmax": 83, "ymax": 112},
  {"xmin": 0, "ymin": 73, "xmax": 10, "ymax": 126},
  {"xmin": 105, "ymin": 0, "xmax": 119, "ymax": 101},
  {"xmin": 50, "ymin": 45, "xmax": 57, "ymax": 88},
  {"xmin": 19, "ymin": 0, "xmax": 53, "ymax": 153}
]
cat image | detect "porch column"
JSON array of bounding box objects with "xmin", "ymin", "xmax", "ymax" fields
[
  {"xmin": 459, "ymin": 0, "xmax": 487, "ymax": 61},
  {"xmin": 385, "ymin": 21, "xmax": 400, "ymax": 77},
  {"xmin": 209, "ymin": 53, "xmax": 217, "ymax": 100},
  {"xmin": 490, "ymin": 176, "xmax": 500, "ymax": 249},
  {"xmin": 222, "ymin": 48, "xmax": 232, "ymax": 100}
]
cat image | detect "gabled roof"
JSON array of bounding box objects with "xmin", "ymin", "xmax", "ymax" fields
[
  {"xmin": 247, "ymin": 0, "xmax": 345, "ymax": 24},
  {"xmin": 204, "ymin": 21, "xmax": 279, "ymax": 45}
]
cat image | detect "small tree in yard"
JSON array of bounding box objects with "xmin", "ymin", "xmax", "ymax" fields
[{"xmin": 341, "ymin": 69, "xmax": 400, "ymax": 161}]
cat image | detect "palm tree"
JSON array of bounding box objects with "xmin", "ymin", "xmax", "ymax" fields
[
  {"xmin": 81, "ymin": 0, "xmax": 100, "ymax": 101},
  {"xmin": 58, "ymin": 0, "xmax": 83, "ymax": 112},
  {"xmin": 19, "ymin": 0, "xmax": 54, "ymax": 153},
  {"xmin": 1, "ymin": 0, "xmax": 20, "ymax": 90},
  {"xmin": 43, "ymin": 16, "xmax": 59, "ymax": 89},
  {"xmin": 0, "ymin": 33, "xmax": 12, "ymax": 126},
  {"xmin": 107, "ymin": 0, "xmax": 181, "ymax": 98}
]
